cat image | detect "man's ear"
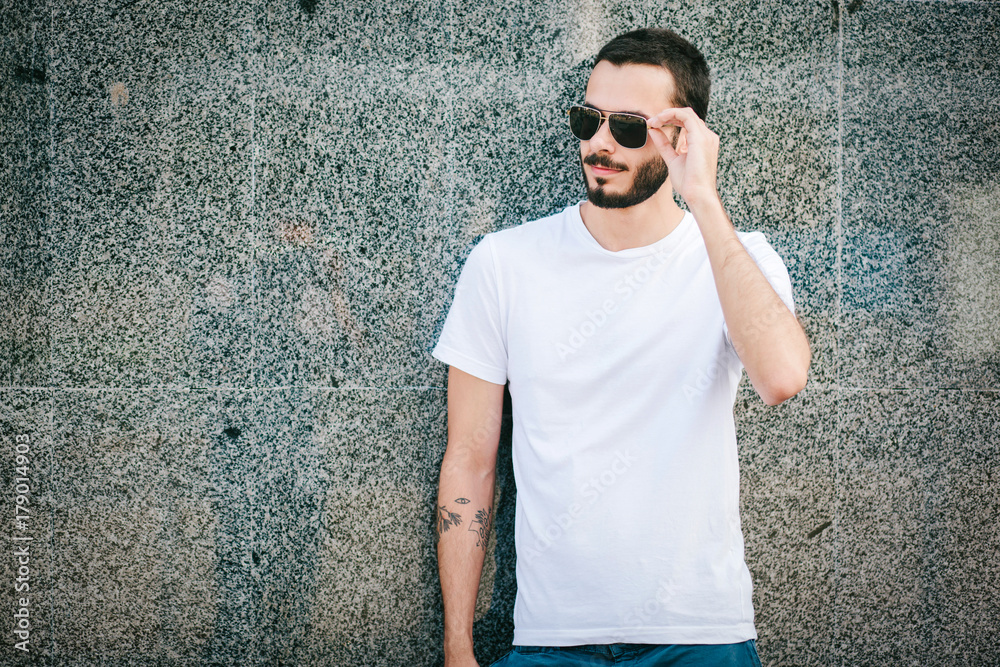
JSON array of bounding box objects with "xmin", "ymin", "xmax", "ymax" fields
[{"xmin": 672, "ymin": 127, "xmax": 688, "ymax": 154}]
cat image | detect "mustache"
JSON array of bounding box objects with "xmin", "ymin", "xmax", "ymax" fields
[{"xmin": 583, "ymin": 153, "xmax": 629, "ymax": 171}]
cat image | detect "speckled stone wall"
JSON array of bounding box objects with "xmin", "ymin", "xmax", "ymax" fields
[{"xmin": 1, "ymin": 0, "xmax": 998, "ymax": 665}]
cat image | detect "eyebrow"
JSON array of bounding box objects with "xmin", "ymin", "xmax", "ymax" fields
[{"xmin": 581, "ymin": 101, "xmax": 649, "ymax": 119}]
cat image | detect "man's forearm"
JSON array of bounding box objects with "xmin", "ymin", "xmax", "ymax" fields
[
  {"xmin": 437, "ymin": 451, "xmax": 496, "ymax": 664},
  {"xmin": 689, "ymin": 195, "xmax": 811, "ymax": 405}
]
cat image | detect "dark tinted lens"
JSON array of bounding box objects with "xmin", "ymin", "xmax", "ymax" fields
[
  {"xmin": 569, "ymin": 106, "xmax": 602, "ymax": 141},
  {"xmin": 609, "ymin": 114, "xmax": 648, "ymax": 149}
]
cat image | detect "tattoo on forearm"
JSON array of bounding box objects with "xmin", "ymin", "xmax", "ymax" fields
[
  {"xmin": 468, "ymin": 507, "xmax": 494, "ymax": 551},
  {"xmin": 436, "ymin": 498, "xmax": 492, "ymax": 550},
  {"xmin": 437, "ymin": 505, "xmax": 462, "ymax": 537}
]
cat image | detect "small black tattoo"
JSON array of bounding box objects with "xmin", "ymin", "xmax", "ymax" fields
[
  {"xmin": 455, "ymin": 498, "xmax": 470, "ymax": 504},
  {"xmin": 437, "ymin": 505, "xmax": 462, "ymax": 536},
  {"xmin": 468, "ymin": 507, "xmax": 494, "ymax": 550}
]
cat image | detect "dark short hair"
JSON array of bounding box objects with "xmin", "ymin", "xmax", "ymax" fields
[{"xmin": 594, "ymin": 28, "xmax": 711, "ymax": 120}]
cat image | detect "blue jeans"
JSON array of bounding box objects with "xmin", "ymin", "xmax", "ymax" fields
[{"xmin": 488, "ymin": 641, "xmax": 763, "ymax": 666}]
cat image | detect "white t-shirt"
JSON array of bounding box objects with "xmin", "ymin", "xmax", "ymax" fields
[{"xmin": 432, "ymin": 202, "xmax": 795, "ymax": 646}]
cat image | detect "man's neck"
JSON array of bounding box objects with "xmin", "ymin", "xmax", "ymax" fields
[{"xmin": 579, "ymin": 187, "xmax": 687, "ymax": 252}]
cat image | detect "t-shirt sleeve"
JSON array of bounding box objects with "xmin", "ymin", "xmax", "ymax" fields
[
  {"xmin": 724, "ymin": 232, "xmax": 796, "ymax": 349},
  {"xmin": 432, "ymin": 236, "xmax": 508, "ymax": 385}
]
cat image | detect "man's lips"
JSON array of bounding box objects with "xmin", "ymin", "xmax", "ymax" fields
[
  {"xmin": 583, "ymin": 154, "xmax": 628, "ymax": 177},
  {"xmin": 590, "ymin": 164, "xmax": 623, "ymax": 177}
]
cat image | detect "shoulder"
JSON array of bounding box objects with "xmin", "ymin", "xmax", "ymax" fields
[
  {"xmin": 735, "ymin": 229, "xmax": 773, "ymax": 251},
  {"xmin": 483, "ymin": 204, "xmax": 578, "ymax": 254},
  {"xmin": 735, "ymin": 229, "xmax": 786, "ymax": 268},
  {"xmin": 460, "ymin": 207, "xmax": 568, "ymax": 273}
]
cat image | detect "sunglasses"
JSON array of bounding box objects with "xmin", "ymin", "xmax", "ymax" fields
[{"xmin": 567, "ymin": 105, "xmax": 649, "ymax": 149}]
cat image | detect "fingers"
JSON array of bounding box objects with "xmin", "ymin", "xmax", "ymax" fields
[
  {"xmin": 647, "ymin": 125, "xmax": 678, "ymax": 157},
  {"xmin": 652, "ymin": 109, "xmax": 719, "ymax": 163},
  {"xmin": 647, "ymin": 107, "xmax": 716, "ymax": 145},
  {"xmin": 646, "ymin": 106, "xmax": 700, "ymax": 131}
]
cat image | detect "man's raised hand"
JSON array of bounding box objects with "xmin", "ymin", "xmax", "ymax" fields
[{"xmin": 647, "ymin": 106, "xmax": 721, "ymax": 209}]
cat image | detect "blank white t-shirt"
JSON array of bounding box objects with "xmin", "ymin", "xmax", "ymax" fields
[{"xmin": 433, "ymin": 202, "xmax": 795, "ymax": 646}]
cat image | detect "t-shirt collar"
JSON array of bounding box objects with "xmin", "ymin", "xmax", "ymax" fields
[{"xmin": 567, "ymin": 201, "xmax": 695, "ymax": 259}]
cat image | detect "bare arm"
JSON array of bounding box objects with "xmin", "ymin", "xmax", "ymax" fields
[
  {"xmin": 437, "ymin": 366, "xmax": 505, "ymax": 667},
  {"xmin": 648, "ymin": 107, "xmax": 811, "ymax": 405},
  {"xmin": 687, "ymin": 197, "xmax": 810, "ymax": 405}
]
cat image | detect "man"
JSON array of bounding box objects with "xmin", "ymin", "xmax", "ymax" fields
[{"xmin": 432, "ymin": 28, "xmax": 811, "ymax": 667}]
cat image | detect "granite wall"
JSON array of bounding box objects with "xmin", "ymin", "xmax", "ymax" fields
[{"xmin": 2, "ymin": 0, "xmax": 998, "ymax": 665}]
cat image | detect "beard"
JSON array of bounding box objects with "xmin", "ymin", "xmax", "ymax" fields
[{"xmin": 581, "ymin": 152, "xmax": 669, "ymax": 209}]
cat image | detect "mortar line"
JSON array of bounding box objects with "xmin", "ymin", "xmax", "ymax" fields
[
  {"xmin": 833, "ymin": 1, "xmax": 846, "ymax": 661},
  {"xmin": 5, "ymin": 384, "xmax": 998, "ymax": 393},
  {"xmin": 249, "ymin": 1, "xmax": 258, "ymax": 399},
  {"xmin": 43, "ymin": 0, "xmax": 58, "ymax": 660},
  {"xmin": 0, "ymin": 385, "xmax": 450, "ymax": 393}
]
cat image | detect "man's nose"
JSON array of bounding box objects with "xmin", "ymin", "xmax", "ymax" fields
[{"xmin": 587, "ymin": 118, "xmax": 617, "ymax": 153}]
